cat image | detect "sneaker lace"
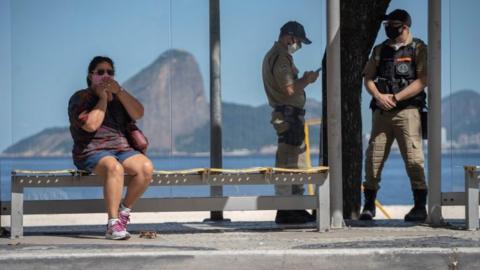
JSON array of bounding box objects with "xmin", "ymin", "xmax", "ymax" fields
[
  {"xmin": 119, "ymin": 211, "xmax": 130, "ymax": 227},
  {"xmin": 110, "ymin": 220, "xmax": 124, "ymax": 232}
]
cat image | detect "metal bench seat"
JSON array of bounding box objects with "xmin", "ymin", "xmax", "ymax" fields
[{"xmin": 5, "ymin": 167, "xmax": 330, "ymax": 238}]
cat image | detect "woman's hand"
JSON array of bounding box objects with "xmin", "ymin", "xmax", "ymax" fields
[
  {"xmin": 103, "ymin": 77, "xmax": 122, "ymax": 95},
  {"xmin": 92, "ymin": 83, "xmax": 109, "ymax": 100},
  {"xmin": 93, "ymin": 79, "xmax": 114, "ymax": 101}
]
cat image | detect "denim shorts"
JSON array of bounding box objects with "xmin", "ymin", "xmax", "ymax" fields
[{"xmin": 74, "ymin": 150, "xmax": 141, "ymax": 173}]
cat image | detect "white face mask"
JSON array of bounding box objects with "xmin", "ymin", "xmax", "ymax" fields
[{"xmin": 287, "ymin": 42, "xmax": 301, "ymax": 54}]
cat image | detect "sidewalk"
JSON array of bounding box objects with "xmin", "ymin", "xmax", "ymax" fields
[
  {"xmin": 0, "ymin": 205, "xmax": 475, "ymax": 227},
  {"xmin": 1, "ymin": 207, "xmax": 479, "ymax": 269}
]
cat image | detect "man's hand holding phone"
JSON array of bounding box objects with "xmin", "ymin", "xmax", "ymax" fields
[{"xmin": 303, "ymin": 70, "xmax": 319, "ymax": 84}]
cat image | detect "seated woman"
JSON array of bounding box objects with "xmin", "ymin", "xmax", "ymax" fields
[{"xmin": 68, "ymin": 56, "xmax": 153, "ymax": 240}]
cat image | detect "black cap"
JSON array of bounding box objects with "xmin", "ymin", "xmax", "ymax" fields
[
  {"xmin": 384, "ymin": 9, "xmax": 412, "ymax": 27},
  {"xmin": 280, "ymin": 21, "xmax": 312, "ymax": 44}
]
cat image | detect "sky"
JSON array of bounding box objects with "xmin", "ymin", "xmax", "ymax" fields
[{"xmin": 0, "ymin": 0, "xmax": 479, "ymax": 152}]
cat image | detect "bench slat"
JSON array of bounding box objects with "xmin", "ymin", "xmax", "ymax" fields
[{"xmin": 11, "ymin": 173, "xmax": 326, "ymax": 187}]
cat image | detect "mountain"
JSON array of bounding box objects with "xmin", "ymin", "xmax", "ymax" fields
[
  {"xmin": 122, "ymin": 49, "xmax": 209, "ymax": 153},
  {"xmin": 442, "ymin": 89, "xmax": 480, "ymax": 140}
]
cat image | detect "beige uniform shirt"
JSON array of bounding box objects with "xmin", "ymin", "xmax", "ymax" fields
[
  {"xmin": 363, "ymin": 34, "xmax": 428, "ymax": 81},
  {"xmin": 262, "ymin": 42, "xmax": 305, "ymax": 109}
]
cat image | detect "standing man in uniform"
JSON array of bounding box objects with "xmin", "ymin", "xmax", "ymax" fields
[
  {"xmin": 361, "ymin": 9, "xmax": 428, "ymax": 222},
  {"xmin": 262, "ymin": 21, "xmax": 319, "ymax": 224}
]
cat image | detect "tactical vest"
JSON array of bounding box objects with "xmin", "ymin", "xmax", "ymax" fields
[{"xmin": 370, "ymin": 38, "xmax": 426, "ymax": 110}]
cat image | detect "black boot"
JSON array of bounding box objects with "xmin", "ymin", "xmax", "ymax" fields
[
  {"xmin": 404, "ymin": 189, "xmax": 428, "ymax": 222},
  {"xmin": 359, "ymin": 189, "xmax": 377, "ymax": 221},
  {"xmin": 275, "ymin": 210, "xmax": 315, "ymax": 224}
]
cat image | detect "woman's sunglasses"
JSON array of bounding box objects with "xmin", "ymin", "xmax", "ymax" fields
[{"xmin": 92, "ymin": 69, "xmax": 115, "ymax": 76}]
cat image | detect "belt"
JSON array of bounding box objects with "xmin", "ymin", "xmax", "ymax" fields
[{"xmin": 274, "ymin": 105, "xmax": 305, "ymax": 116}]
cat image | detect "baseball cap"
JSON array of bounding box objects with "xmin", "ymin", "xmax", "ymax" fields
[
  {"xmin": 280, "ymin": 21, "xmax": 312, "ymax": 44},
  {"xmin": 384, "ymin": 9, "xmax": 412, "ymax": 27}
]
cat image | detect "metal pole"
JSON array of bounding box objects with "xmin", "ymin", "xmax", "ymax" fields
[
  {"xmin": 465, "ymin": 167, "xmax": 479, "ymax": 230},
  {"xmin": 209, "ymin": 0, "xmax": 224, "ymax": 221},
  {"xmin": 327, "ymin": 0, "xmax": 343, "ymax": 228},
  {"xmin": 0, "ymin": 0, "xmax": 12, "ymax": 234},
  {"xmin": 427, "ymin": 0, "xmax": 443, "ymax": 225}
]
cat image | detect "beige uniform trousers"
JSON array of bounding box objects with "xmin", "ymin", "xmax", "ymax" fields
[
  {"xmin": 275, "ymin": 142, "xmax": 307, "ymax": 195},
  {"xmin": 271, "ymin": 110, "xmax": 307, "ymax": 196},
  {"xmin": 364, "ymin": 106, "xmax": 427, "ymax": 191}
]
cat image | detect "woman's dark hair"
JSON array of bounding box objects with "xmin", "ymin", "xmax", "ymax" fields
[{"xmin": 86, "ymin": 56, "xmax": 115, "ymax": 87}]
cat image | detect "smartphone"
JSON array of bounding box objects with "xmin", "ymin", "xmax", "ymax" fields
[{"xmin": 315, "ymin": 67, "xmax": 322, "ymax": 73}]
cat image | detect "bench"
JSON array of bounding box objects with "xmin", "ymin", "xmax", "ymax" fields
[
  {"xmin": 4, "ymin": 167, "xmax": 330, "ymax": 239},
  {"xmin": 441, "ymin": 165, "xmax": 480, "ymax": 230}
]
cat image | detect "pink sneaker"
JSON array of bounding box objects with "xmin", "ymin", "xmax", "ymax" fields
[
  {"xmin": 105, "ymin": 219, "xmax": 130, "ymax": 240},
  {"xmin": 119, "ymin": 210, "xmax": 130, "ymax": 230}
]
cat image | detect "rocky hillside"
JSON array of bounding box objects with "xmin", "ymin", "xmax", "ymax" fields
[{"xmin": 122, "ymin": 49, "xmax": 209, "ymax": 153}]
